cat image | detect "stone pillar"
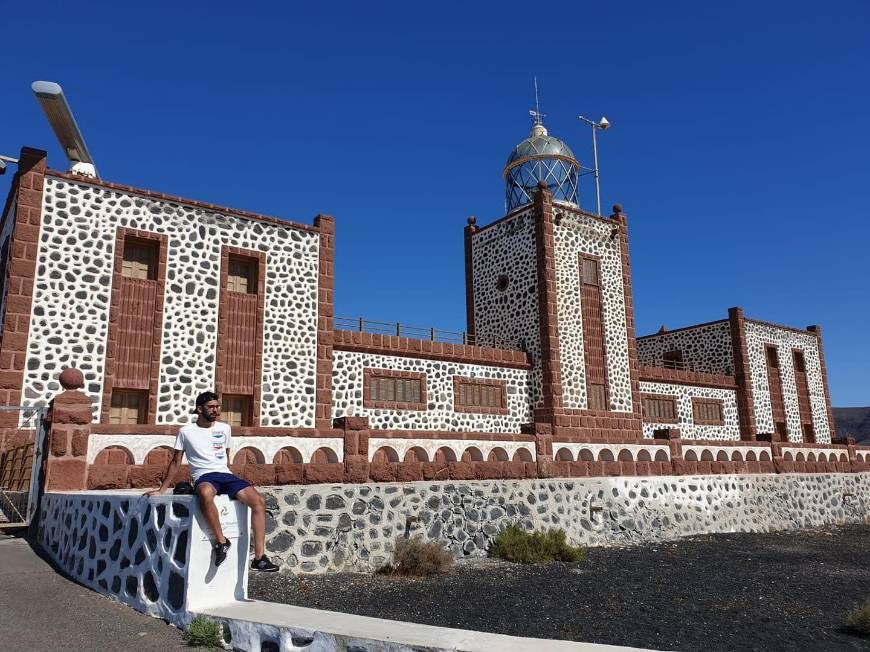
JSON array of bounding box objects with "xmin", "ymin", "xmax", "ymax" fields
[
  {"xmin": 728, "ymin": 307, "xmax": 758, "ymax": 440},
  {"xmin": 335, "ymin": 416, "xmax": 370, "ymax": 483},
  {"xmin": 0, "ymin": 148, "xmax": 47, "ymax": 427},
  {"xmin": 314, "ymin": 214, "xmax": 335, "ymax": 431},
  {"xmin": 806, "ymin": 325, "xmax": 836, "ymax": 441},
  {"xmin": 531, "ymin": 181, "xmax": 562, "ymax": 455},
  {"xmin": 44, "ymin": 369, "xmax": 94, "ymax": 492},
  {"xmin": 463, "ymin": 216, "xmax": 477, "ymax": 339}
]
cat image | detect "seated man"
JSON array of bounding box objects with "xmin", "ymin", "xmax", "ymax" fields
[{"xmin": 146, "ymin": 391, "xmax": 278, "ymax": 572}]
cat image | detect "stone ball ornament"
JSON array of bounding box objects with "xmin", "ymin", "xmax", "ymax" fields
[{"xmin": 59, "ymin": 367, "xmax": 85, "ymax": 390}]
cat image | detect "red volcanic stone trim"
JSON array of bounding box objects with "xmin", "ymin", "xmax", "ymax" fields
[
  {"xmin": 0, "ymin": 148, "xmax": 46, "ymax": 426},
  {"xmin": 639, "ymin": 393, "xmax": 679, "ymax": 424},
  {"xmin": 452, "ymin": 376, "xmax": 509, "ymax": 415},
  {"xmin": 315, "ymin": 215, "xmax": 335, "ymax": 429},
  {"xmin": 691, "ymin": 397, "xmax": 726, "ymax": 426},
  {"xmin": 532, "ymin": 182, "xmax": 563, "ymax": 422},
  {"xmin": 744, "ymin": 316, "xmax": 821, "ymax": 337},
  {"xmin": 89, "ymin": 423, "xmax": 341, "ymax": 437},
  {"xmin": 333, "ymin": 330, "xmax": 531, "ymax": 369},
  {"xmin": 728, "ymin": 307, "xmax": 758, "ymax": 440},
  {"xmin": 806, "ymin": 325, "xmax": 836, "ymax": 439},
  {"xmin": 46, "ymin": 170, "xmax": 319, "ymax": 233},
  {"xmin": 100, "ymin": 228, "xmax": 169, "ymax": 425},
  {"xmin": 364, "ymin": 430, "xmax": 535, "ymax": 442},
  {"xmin": 363, "ymin": 368, "xmax": 427, "ymax": 411},
  {"xmin": 637, "ymin": 365, "xmax": 738, "ymax": 390},
  {"xmin": 611, "ymin": 207, "xmax": 644, "ymax": 436},
  {"xmin": 215, "ymin": 245, "xmax": 266, "ymax": 425}
]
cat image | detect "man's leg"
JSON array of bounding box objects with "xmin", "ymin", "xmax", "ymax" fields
[
  {"xmin": 197, "ymin": 482, "xmax": 226, "ymax": 545},
  {"xmin": 235, "ymin": 486, "xmax": 266, "ymax": 558}
]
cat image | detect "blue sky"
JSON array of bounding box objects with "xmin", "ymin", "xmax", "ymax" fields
[{"xmin": 1, "ymin": 1, "xmax": 868, "ymax": 405}]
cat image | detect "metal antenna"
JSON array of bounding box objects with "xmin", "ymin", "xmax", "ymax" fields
[{"xmin": 530, "ymin": 77, "xmax": 545, "ymax": 126}]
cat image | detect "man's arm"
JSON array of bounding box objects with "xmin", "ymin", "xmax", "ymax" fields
[{"xmin": 145, "ymin": 449, "xmax": 184, "ymax": 496}]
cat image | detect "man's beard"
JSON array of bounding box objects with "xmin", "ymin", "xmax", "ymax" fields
[{"xmin": 200, "ymin": 411, "xmax": 217, "ymax": 422}]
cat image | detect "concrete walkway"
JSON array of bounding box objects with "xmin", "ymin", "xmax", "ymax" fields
[{"xmin": 0, "ymin": 533, "xmax": 187, "ymax": 652}]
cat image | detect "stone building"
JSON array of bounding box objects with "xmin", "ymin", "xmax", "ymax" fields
[{"xmin": 0, "ymin": 119, "xmax": 848, "ymax": 492}]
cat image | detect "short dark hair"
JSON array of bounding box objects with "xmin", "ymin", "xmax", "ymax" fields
[{"xmin": 192, "ymin": 391, "xmax": 219, "ymax": 413}]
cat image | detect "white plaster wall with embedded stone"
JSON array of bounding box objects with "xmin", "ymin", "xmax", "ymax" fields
[
  {"xmin": 22, "ymin": 176, "xmax": 320, "ymax": 426},
  {"xmin": 744, "ymin": 321, "xmax": 830, "ymax": 442},
  {"xmin": 260, "ymin": 474, "xmax": 870, "ymax": 574},
  {"xmin": 551, "ymin": 441, "xmax": 671, "ymax": 462},
  {"xmin": 366, "ymin": 437, "xmax": 535, "ymax": 463},
  {"xmin": 37, "ymin": 491, "xmax": 250, "ymax": 627},
  {"xmin": 87, "ymin": 434, "xmax": 344, "ymax": 465},
  {"xmin": 553, "ymin": 206, "xmax": 631, "ymax": 411},
  {"xmin": 331, "ymin": 350, "xmax": 532, "ymax": 432},
  {"xmin": 639, "ymin": 381, "xmax": 740, "ymax": 440},
  {"xmin": 469, "ymin": 208, "xmax": 542, "ymax": 406},
  {"xmin": 637, "ymin": 321, "xmax": 734, "ymax": 374}
]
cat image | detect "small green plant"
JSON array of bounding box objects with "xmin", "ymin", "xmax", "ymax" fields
[
  {"xmin": 490, "ymin": 524, "xmax": 585, "ymax": 564},
  {"xmin": 379, "ymin": 536, "xmax": 454, "ymax": 576},
  {"xmin": 185, "ymin": 615, "xmax": 224, "ymax": 649},
  {"xmin": 847, "ymin": 600, "xmax": 870, "ymax": 637}
]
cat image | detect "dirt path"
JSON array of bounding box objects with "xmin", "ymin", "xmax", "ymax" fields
[{"xmin": 250, "ymin": 525, "xmax": 870, "ymax": 651}]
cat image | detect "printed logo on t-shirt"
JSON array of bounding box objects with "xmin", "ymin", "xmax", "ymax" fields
[{"xmin": 212, "ymin": 432, "xmax": 227, "ymax": 461}]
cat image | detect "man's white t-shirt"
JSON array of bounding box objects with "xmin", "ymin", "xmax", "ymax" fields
[{"xmin": 174, "ymin": 421, "xmax": 232, "ymax": 482}]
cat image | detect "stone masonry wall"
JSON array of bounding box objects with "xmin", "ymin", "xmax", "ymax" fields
[
  {"xmin": 637, "ymin": 321, "xmax": 734, "ymax": 374},
  {"xmin": 744, "ymin": 321, "xmax": 830, "ymax": 442},
  {"xmin": 260, "ymin": 473, "xmax": 870, "ymax": 574},
  {"xmin": 22, "ymin": 175, "xmax": 320, "ymax": 426},
  {"xmin": 639, "ymin": 381, "xmax": 740, "ymax": 440}
]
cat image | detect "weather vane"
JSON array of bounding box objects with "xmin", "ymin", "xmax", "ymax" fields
[{"xmin": 529, "ymin": 77, "xmax": 545, "ymax": 126}]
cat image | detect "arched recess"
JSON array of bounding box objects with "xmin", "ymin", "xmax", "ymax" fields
[
  {"xmin": 404, "ymin": 447, "xmax": 429, "ymax": 463},
  {"xmin": 759, "ymin": 450, "xmax": 771, "ymax": 462},
  {"xmin": 617, "ymin": 449, "xmax": 634, "ymax": 462},
  {"xmin": 372, "ymin": 446, "xmax": 399, "ymax": 464},
  {"xmin": 730, "ymin": 450, "xmax": 743, "ymax": 462},
  {"xmin": 555, "ymin": 448, "xmax": 574, "ymax": 462},
  {"xmin": 654, "ymin": 449, "xmax": 669, "ymax": 462},
  {"xmin": 795, "ymin": 452, "xmax": 806, "ymax": 462},
  {"xmin": 806, "ymin": 452, "xmax": 816, "ymax": 462},
  {"xmin": 684, "ymin": 450, "xmax": 699, "ymax": 462},
  {"xmin": 716, "ymin": 451, "xmax": 729, "ymax": 462},
  {"xmin": 700, "ymin": 450, "xmax": 714, "ymax": 462},
  {"xmin": 233, "ymin": 447, "xmax": 265, "ymax": 464},
  {"xmin": 817, "ymin": 452, "xmax": 827, "ymax": 463},
  {"xmin": 637, "ymin": 450, "xmax": 652, "ymax": 462},
  {"xmin": 144, "ymin": 446, "xmax": 175, "ymax": 465},
  {"xmin": 579, "ymin": 449, "xmax": 595, "ymax": 462},
  {"xmin": 94, "ymin": 446, "xmax": 134, "ymax": 465},
  {"xmin": 746, "ymin": 450, "xmax": 757, "ymax": 461},
  {"xmin": 488, "ymin": 447, "xmax": 509, "ymax": 462},
  {"xmin": 311, "ymin": 447, "xmax": 339, "ymax": 464},
  {"xmin": 434, "ymin": 447, "xmax": 457, "ymax": 463},
  {"xmin": 598, "ymin": 449, "xmax": 615, "ymax": 462},
  {"xmin": 462, "ymin": 446, "xmax": 484, "ymax": 463},
  {"xmin": 273, "ymin": 447, "xmax": 303, "ymax": 464},
  {"xmin": 512, "ymin": 448, "xmax": 533, "ymax": 463}
]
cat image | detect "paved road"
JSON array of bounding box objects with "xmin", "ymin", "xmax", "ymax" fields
[{"xmin": 0, "ymin": 533, "xmax": 188, "ymax": 651}]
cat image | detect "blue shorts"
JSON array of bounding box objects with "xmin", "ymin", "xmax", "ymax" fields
[{"xmin": 194, "ymin": 472, "xmax": 251, "ymax": 499}]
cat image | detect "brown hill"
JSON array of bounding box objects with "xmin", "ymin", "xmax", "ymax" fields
[{"xmin": 833, "ymin": 406, "xmax": 870, "ymax": 444}]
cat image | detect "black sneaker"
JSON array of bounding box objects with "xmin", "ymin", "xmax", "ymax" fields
[
  {"xmin": 213, "ymin": 539, "xmax": 231, "ymax": 567},
  {"xmin": 250, "ymin": 555, "xmax": 279, "ymax": 572}
]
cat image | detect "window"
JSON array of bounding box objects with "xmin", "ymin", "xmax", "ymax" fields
[
  {"xmin": 109, "ymin": 390, "xmax": 147, "ymax": 425},
  {"xmin": 663, "ymin": 349, "xmax": 684, "ymax": 370},
  {"xmin": 581, "ymin": 257, "xmax": 599, "ymax": 286},
  {"xmin": 221, "ymin": 394, "xmax": 252, "ymax": 427},
  {"xmin": 802, "ymin": 423, "xmax": 816, "ymax": 443},
  {"xmin": 793, "ymin": 350, "xmax": 806, "ymax": 373},
  {"xmin": 775, "ymin": 421, "xmax": 788, "ymax": 439},
  {"xmin": 642, "ymin": 396, "xmax": 677, "ymax": 421},
  {"xmin": 227, "ymin": 257, "xmax": 257, "ymax": 294},
  {"xmin": 121, "ymin": 239, "xmax": 157, "ymax": 280},
  {"xmin": 454, "ymin": 378, "xmax": 506, "ymax": 412},
  {"xmin": 692, "ymin": 398, "xmax": 724, "ymax": 425},
  {"xmin": 766, "ymin": 346, "xmax": 779, "ymax": 368},
  {"xmin": 363, "ymin": 370, "xmax": 427, "ymax": 409},
  {"xmin": 587, "ymin": 383, "xmax": 608, "ymax": 410}
]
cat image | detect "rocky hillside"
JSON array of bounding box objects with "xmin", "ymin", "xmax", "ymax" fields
[{"xmin": 833, "ymin": 407, "xmax": 870, "ymax": 444}]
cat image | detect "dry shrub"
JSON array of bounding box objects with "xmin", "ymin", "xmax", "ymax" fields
[
  {"xmin": 847, "ymin": 600, "xmax": 870, "ymax": 637},
  {"xmin": 490, "ymin": 524, "xmax": 585, "ymax": 564},
  {"xmin": 379, "ymin": 536, "xmax": 454, "ymax": 576}
]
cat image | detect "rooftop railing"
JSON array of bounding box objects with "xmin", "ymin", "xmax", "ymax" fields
[{"xmin": 334, "ymin": 317, "xmax": 522, "ymax": 351}]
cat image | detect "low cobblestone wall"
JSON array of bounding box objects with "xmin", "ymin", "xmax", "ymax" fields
[{"xmin": 261, "ymin": 473, "xmax": 870, "ymax": 573}]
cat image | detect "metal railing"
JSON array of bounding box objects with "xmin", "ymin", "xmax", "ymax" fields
[{"xmin": 334, "ymin": 317, "xmax": 522, "ymax": 351}]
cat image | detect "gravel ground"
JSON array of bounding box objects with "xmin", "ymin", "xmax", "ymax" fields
[{"xmin": 250, "ymin": 525, "xmax": 870, "ymax": 651}]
